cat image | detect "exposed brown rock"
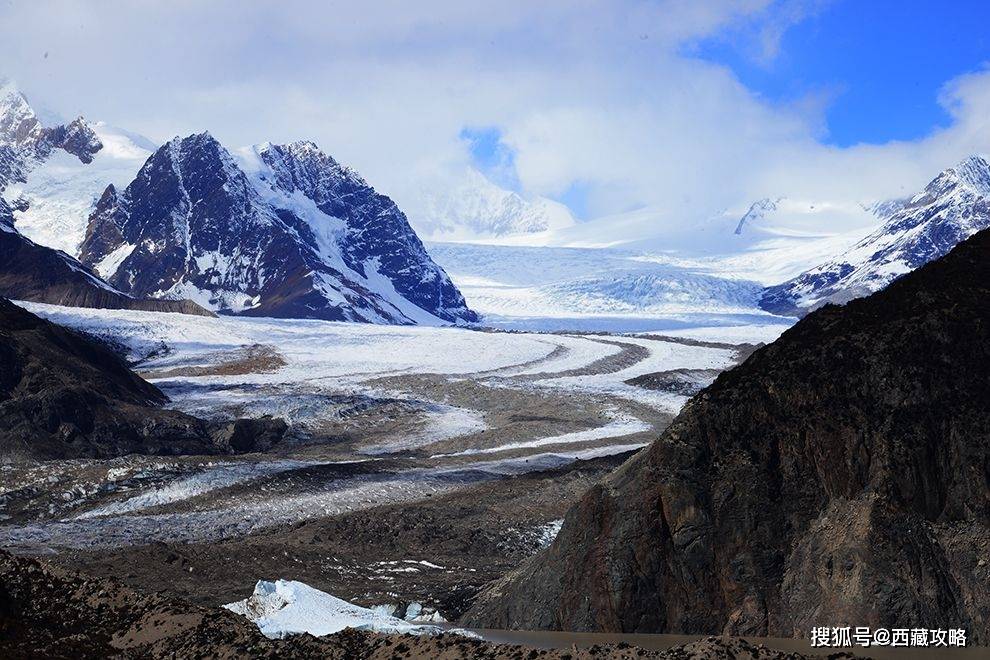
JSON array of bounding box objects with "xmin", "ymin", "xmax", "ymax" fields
[{"xmin": 463, "ymin": 228, "xmax": 990, "ymax": 643}]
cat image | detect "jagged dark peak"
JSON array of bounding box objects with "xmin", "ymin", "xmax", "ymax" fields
[
  {"xmin": 255, "ymin": 140, "xmax": 369, "ymax": 191},
  {"xmin": 142, "ymin": 132, "xmax": 254, "ymax": 206},
  {"xmin": 175, "ymin": 129, "xmax": 219, "ymax": 147},
  {"xmin": 79, "ymin": 129, "xmax": 476, "ymax": 324},
  {"xmin": 164, "ymin": 131, "xmax": 230, "ymax": 162},
  {"xmin": 39, "ymin": 116, "xmax": 103, "ymax": 164},
  {"xmin": 0, "ymin": 82, "xmax": 103, "ymax": 165},
  {"xmin": 919, "ymin": 153, "xmax": 990, "ymax": 200}
]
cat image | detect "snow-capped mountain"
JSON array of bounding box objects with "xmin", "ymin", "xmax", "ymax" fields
[
  {"xmin": 733, "ymin": 197, "xmax": 780, "ymax": 235},
  {"xmin": 414, "ymin": 168, "xmax": 575, "ymax": 241},
  {"xmin": 0, "ymin": 80, "xmax": 102, "ymax": 166},
  {"xmin": 0, "ymin": 80, "xmax": 155, "ymax": 255},
  {"xmin": 4, "ymin": 121, "xmax": 154, "ymax": 256},
  {"xmin": 761, "ymin": 155, "xmax": 990, "ymax": 315},
  {"xmin": 0, "ymin": 80, "xmax": 209, "ymax": 315},
  {"xmin": 80, "ymin": 134, "xmax": 477, "ymax": 324},
  {"xmin": 0, "ymin": 79, "xmax": 44, "ymax": 151}
]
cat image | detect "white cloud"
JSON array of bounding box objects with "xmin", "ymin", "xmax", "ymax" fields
[{"xmin": 1, "ymin": 0, "xmax": 989, "ymax": 238}]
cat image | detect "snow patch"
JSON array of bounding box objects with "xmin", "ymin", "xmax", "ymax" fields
[{"xmin": 93, "ymin": 242, "xmax": 135, "ymax": 279}]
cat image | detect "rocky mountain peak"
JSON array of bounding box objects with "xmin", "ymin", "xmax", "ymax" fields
[
  {"xmin": 0, "ymin": 82, "xmax": 103, "ymax": 164},
  {"xmin": 915, "ymin": 154, "xmax": 990, "ymax": 202},
  {"xmin": 761, "ymin": 154, "xmax": 990, "ymax": 315},
  {"xmin": 78, "ymin": 132, "xmax": 476, "ymax": 325},
  {"xmin": 39, "ymin": 116, "xmax": 103, "ymax": 164},
  {"xmin": 254, "ymin": 140, "xmax": 369, "ymax": 196},
  {"xmin": 947, "ymin": 154, "xmax": 990, "ymax": 196},
  {"xmin": 0, "ymin": 80, "xmax": 43, "ymax": 149}
]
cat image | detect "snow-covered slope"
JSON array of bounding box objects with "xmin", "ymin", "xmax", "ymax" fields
[
  {"xmin": 0, "ymin": 80, "xmax": 154, "ymax": 256},
  {"xmin": 761, "ymin": 155, "xmax": 990, "ymax": 315},
  {"xmin": 0, "ymin": 81, "xmax": 209, "ymax": 315},
  {"xmin": 496, "ymin": 194, "xmax": 884, "ymax": 288},
  {"xmin": 224, "ymin": 580, "xmax": 443, "ymax": 639},
  {"xmin": 3, "ymin": 122, "xmax": 153, "ymax": 255},
  {"xmin": 414, "ymin": 168, "xmax": 575, "ymax": 241},
  {"xmin": 79, "ymin": 134, "xmax": 476, "ymax": 324}
]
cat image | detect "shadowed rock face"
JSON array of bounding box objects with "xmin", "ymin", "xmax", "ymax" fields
[
  {"xmin": 0, "ymin": 229, "xmax": 214, "ymax": 316},
  {"xmin": 0, "ymin": 299, "xmax": 281, "ymax": 461},
  {"xmin": 463, "ymin": 229, "xmax": 990, "ymax": 642}
]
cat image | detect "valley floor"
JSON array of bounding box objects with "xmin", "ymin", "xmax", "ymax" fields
[{"xmin": 0, "ymin": 303, "xmax": 786, "ymax": 623}]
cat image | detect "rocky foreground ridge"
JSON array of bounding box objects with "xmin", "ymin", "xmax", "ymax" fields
[
  {"xmin": 0, "ymin": 550, "xmax": 853, "ymax": 659},
  {"xmin": 464, "ymin": 229, "xmax": 990, "ymax": 643},
  {"xmin": 0, "ymin": 298, "xmax": 283, "ymax": 461}
]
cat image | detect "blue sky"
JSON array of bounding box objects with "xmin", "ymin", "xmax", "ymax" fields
[{"xmin": 691, "ymin": 0, "xmax": 990, "ymax": 146}]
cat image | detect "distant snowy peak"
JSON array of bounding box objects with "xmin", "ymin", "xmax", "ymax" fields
[
  {"xmin": 0, "ymin": 79, "xmax": 44, "ymax": 150},
  {"xmin": 0, "ymin": 82, "xmax": 155, "ymax": 256},
  {"xmin": 0, "ymin": 81, "xmax": 102, "ymax": 163},
  {"xmin": 761, "ymin": 155, "xmax": 990, "ymax": 315},
  {"xmin": 728, "ymin": 197, "xmax": 881, "ymax": 240},
  {"xmin": 80, "ymin": 133, "xmax": 476, "ymax": 325},
  {"xmin": 932, "ymin": 154, "xmax": 990, "ymax": 197},
  {"xmin": 416, "ymin": 168, "xmax": 576, "ymax": 241},
  {"xmin": 733, "ymin": 197, "xmax": 779, "ymax": 235}
]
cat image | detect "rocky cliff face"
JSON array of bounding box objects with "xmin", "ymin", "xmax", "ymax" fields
[
  {"xmin": 0, "ymin": 299, "xmax": 282, "ymax": 461},
  {"xmin": 463, "ymin": 229, "xmax": 990, "ymax": 642},
  {"xmin": 79, "ymin": 134, "xmax": 477, "ymax": 324},
  {"xmin": 761, "ymin": 155, "xmax": 990, "ymax": 315}
]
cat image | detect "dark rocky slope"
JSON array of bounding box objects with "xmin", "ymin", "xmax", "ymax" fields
[
  {"xmin": 0, "ymin": 550, "xmax": 848, "ymax": 659},
  {"xmin": 0, "ymin": 229, "xmax": 213, "ymax": 316},
  {"xmin": 0, "ymin": 299, "xmax": 281, "ymax": 461},
  {"xmin": 463, "ymin": 229, "xmax": 990, "ymax": 642}
]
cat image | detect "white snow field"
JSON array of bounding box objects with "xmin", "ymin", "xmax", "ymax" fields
[
  {"xmin": 16, "ymin": 301, "xmax": 557, "ymax": 387},
  {"xmin": 1, "ymin": 301, "xmax": 775, "ymax": 551},
  {"xmin": 224, "ymin": 579, "xmax": 448, "ymax": 639}
]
